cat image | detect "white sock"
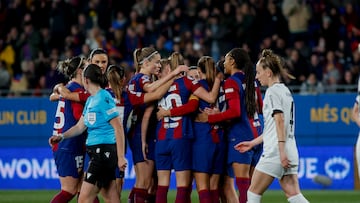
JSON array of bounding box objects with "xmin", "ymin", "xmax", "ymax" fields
[
  {"xmin": 288, "ymin": 193, "xmax": 309, "ymax": 203},
  {"xmin": 247, "ymin": 191, "xmax": 261, "ymax": 203}
]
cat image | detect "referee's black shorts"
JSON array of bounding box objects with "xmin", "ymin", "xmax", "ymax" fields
[{"xmin": 85, "ymin": 144, "xmax": 117, "ymax": 189}]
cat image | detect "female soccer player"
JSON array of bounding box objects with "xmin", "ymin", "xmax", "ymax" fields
[
  {"xmin": 127, "ymin": 47, "xmax": 188, "ymax": 203},
  {"xmin": 197, "ymin": 48, "xmax": 257, "ymax": 203},
  {"xmin": 235, "ymin": 49, "xmax": 309, "ymax": 203},
  {"xmin": 154, "ymin": 52, "xmax": 221, "ymax": 203},
  {"xmin": 50, "ymin": 56, "xmax": 87, "ymax": 203},
  {"xmin": 49, "ymin": 64, "xmax": 127, "ymax": 203},
  {"xmin": 192, "ymin": 56, "xmax": 225, "ymax": 203}
]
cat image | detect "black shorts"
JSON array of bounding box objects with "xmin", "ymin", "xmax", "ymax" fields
[{"xmin": 85, "ymin": 144, "xmax": 117, "ymax": 189}]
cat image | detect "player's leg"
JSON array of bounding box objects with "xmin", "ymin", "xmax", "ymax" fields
[
  {"xmin": 156, "ymin": 170, "xmax": 171, "ymax": 203},
  {"xmin": 100, "ymin": 180, "xmax": 120, "ymax": 203},
  {"xmin": 175, "ymin": 170, "xmax": 192, "ymax": 203},
  {"xmin": 246, "ymin": 169, "xmax": 274, "ymax": 203},
  {"xmin": 78, "ymin": 181, "xmax": 101, "ymax": 203},
  {"xmin": 209, "ymin": 174, "xmax": 220, "ymax": 203},
  {"xmin": 222, "ymin": 175, "xmax": 238, "ymax": 203},
  {"xmin": 194, "ymin": 172, "xmax": 211, "ymax": 203},
  {"xmin": 279, "ymin": 174, "xmax": 309, "ymax": 203}
]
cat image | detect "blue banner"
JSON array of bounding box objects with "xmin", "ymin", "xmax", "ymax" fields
[
  {"xmin": 0, "ymin": 98, "xmax": 57, "ymax": 137},
  {"xmin": 0, "ymin": 146, "xmax": 354, "ymax": 190},
  {"xmin": 0, "ymin": 94, "xmax": 359, "ymax": 146}
]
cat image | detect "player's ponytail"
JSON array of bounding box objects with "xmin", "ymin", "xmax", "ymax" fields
[
  {"xmin": 198, "ymin": 56, "xmax": 216, "ymax": 89},
  {"xmin": 228, "ymin": 48, "xmax": 256, "ymax": 117}
]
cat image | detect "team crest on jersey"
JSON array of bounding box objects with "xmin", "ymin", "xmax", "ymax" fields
[{"xmin": 87, "ymin": 112, "xmax": 96, "ymax": 125}]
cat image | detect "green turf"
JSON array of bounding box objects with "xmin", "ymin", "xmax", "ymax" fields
[{"xmin": 0, "ymin": 189, "xmax": 359, "ymax": 203}]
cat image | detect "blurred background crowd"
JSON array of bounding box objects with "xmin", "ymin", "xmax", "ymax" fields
[{"xmin": 0, "ymin": 0, "xmax": 359, "ymax": 97}]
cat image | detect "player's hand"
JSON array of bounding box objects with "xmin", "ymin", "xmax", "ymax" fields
[
  {"xmin": 234, "ymin": 141, "xmax": 253, "ymax": 152},
  {"xmin": 280, "ymin": 151, "xmax": 291, "ymax": 169},
  {"xmin": 173, "ymin": 65, "xmax": 189, "ymax": 76},
  {"xmin": 203, "ymin": 107, "xmax": 219, "ymax": 115},
  {"xmin": 53, "ymin": 83, "xmax": 64, "ymax": 94},
  {"xmin": 156, "ymin": 107, "xmax": 169, "ymax": 120},
  {"xmin": 48, "ymin": 135, "xmax": 62, "ymax": 147},
  {"xmin": 118, "ymin": 156, "xmax": 127, "ymax": 171}
]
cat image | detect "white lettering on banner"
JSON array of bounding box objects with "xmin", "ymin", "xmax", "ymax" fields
[
  {"xmin": 324, "ymin": 157, "xmax": 350, "ymax": 180},
  {"xmin": 298, "ymin": 158, "xmax": 318, "ymax": 179},
  {"xmin": 1, "ymin": 157, "xmax": 136, "ymax": 180},
  {"xmin": 0, "ymin": 159, "xmax": 58, "ymax": 179}
]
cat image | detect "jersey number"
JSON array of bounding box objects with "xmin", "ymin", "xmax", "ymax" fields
[
  {"xmin": 159, "ymin": 93, "xmax": 182, "ymax": 129},
  {"xmin": 53, "ymin": 100, "xmax": 65, "ymax": 136}
]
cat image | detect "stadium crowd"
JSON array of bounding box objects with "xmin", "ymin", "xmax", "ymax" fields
[{"xmin": 0, "ymin": 0, "xmax": 359, "ymax": 96}]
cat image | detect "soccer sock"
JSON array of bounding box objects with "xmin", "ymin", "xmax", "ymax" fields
[
  {"xmin": 236, "ymin": 177, "xmax": 250, "ymax": 203},
  {"xmin": 247, "ymin": 191, "xmax": 261, "ymax": 203},
  {"xmin": 134, "ymin": 188, "xmax": 148, "ymax": 203},
  {"xmin": 93, "ymin": 195, "xmax": 100, "ymax": 203},
  {"xmin": 50, "ymin": 190, "xmax": 75, "ymax": 203},
  {"xmin": 128, "ymin": 187, "xmax": 135, "ymax": 203},
  {"xmin": 210, "ymin": 189, "xmax": 220, "ymax": 203},
  {"xmin": 288, "ymin": 193, "xmax": 309, "ymax": 203},
  {"xmin": 175, "ymin": 186, "xmax": 188, "ymax": 203},
  {"xmin": 198, "ymin": 189, "xmax": 212, "ymax": 203},
  {"xmin": 155, "ymin": 185, "xmax": 169, "ymax": 203}
]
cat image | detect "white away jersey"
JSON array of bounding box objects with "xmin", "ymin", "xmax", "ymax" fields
[{"xmin": 262, "ymin": 83, "xmax": 299, "ymax": 164}]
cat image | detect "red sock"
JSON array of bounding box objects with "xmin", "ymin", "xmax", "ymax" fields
[
  {"xmin": 198, "ymin": 189, "xmax": 212, "ymax": 203},
  {"xmin": 210, "ymin": 189, "xmax": 220, "ymax": 203},
  {"xmin": 175, "ymin": 187, "xmax": 188, "ymax": 203},
  {"xmin": 50, "ymin": 190, "xmax": 75, "ymax": 203},
  {"xmin": 128, "ymin": 187, "xmax": 135, "ymax": 203},
  {"xmin": 134, "ymin": 188, "xmax": 148, "ymax": 203},
  {"xmin": 156, "ymin": 185, "xmax": 169, "ymax": 203},
  {"xmin": 236, "ymin": 177, "xmax": 250, "ymax": 203},
  {"xmin": 93, "ymin": 195, "xmax": 100, "ymax": 203}
]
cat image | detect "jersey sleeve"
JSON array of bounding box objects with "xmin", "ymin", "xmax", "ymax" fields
[
  {"xmin": 267, "ymin": 88, "xmax": 283, "ymax": 116},
  {"xmin": 102, "ymin": 92, "xmax": 119, "ymax": 122},
  {"xmin": 184, "ymin": 76, "xmax": 201, "ymax": 93},
  {"xmin": 127, "ymin": 85, "xmax": 145, "ymax": 106},
  {"xmin": 139, "ymin": 74, "xmax": 152, "ymax": 91},
  {"xmin": 208, "ymin": 79, "xmax": 241, "ymax": 123},
  {"xmin": 170, "ymin": 95, "xmax": 199, "ymax": 116},
  {"xmin": 78, "ymin": 91, "xmax": 91, "ymax": 103}
]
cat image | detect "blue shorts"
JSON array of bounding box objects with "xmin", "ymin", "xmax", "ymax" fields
[
  {"xmin": 192, "ymin": 141, "xmax": 225, "ymax": 174},
  {"xmin": 155, "ymin": 139, "xmax": 192, "ymax": 171},
  {"xmin": 53, "ymin": 149, "xmax": 85, "ymax": 178},
  {"xmin": 128, "ymin": 131, "xmax": 155, "ymax": 164},
  {"xmin": 227, "ymin": 138, "xmax": 254, "ymax": 165}
]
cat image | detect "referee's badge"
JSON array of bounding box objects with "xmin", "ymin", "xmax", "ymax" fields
[{"xmin": 88, "ymin": 112, "xmax": 96, "ymax": 125}]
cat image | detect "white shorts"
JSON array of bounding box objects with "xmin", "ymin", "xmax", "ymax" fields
[{"xmin": 255, "ymin": 158, "xmax": 298, "ymax": 179}]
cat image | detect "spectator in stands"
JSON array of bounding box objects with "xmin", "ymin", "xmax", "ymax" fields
[
  {"xmin": 0, "ymin": 60, "xmax": 10, "ymax": 96},
  {"xmin": 282, "ymin": 0, "xmax": 311, "ymax": 46},
  {"xmin": 299, "ymin": 72, "xmax": 324, "ymax": 95}
]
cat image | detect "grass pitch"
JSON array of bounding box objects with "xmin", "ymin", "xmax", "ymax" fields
[{"xmin": 0, "ymin": 189, "xmax": 359, "ymax": 203}]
